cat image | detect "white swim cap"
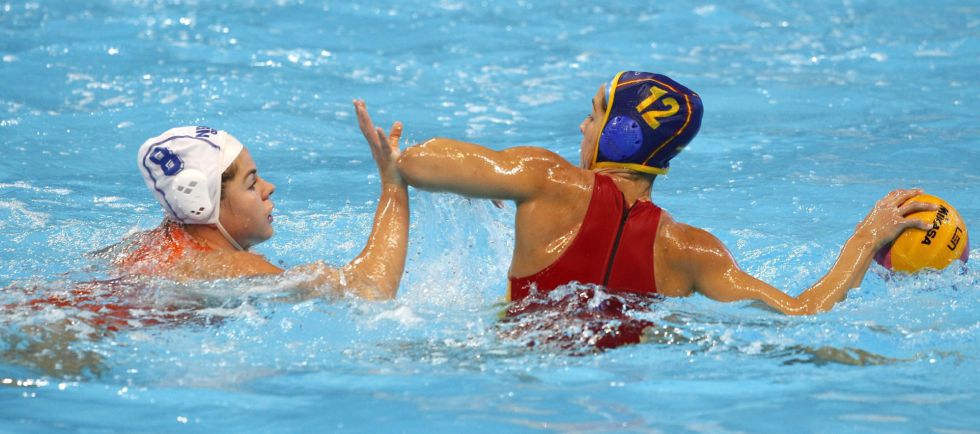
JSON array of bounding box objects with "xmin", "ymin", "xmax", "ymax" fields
[{"xmin": 137, "ymin": 126, "xmax": 245, "ymax": 249}]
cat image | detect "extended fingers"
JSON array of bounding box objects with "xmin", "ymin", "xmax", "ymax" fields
[
  {"xmin": 388, "ymin": 121, "xmax": 403, "ymax": 149},
  {"xmin": 902, "ymin": 217, "xmax": 932, "ymax": 231},
  {"xmin": 354, "ymin": 100, "xmax": 378, "ymax": 142},
  {"xmin": 898, "ymin": 200, "xmax": 939, "ymax": 216},
  {"xmin": 375, "ymin": 127, "xmax": 388, "ymax": 150},
  {"xmin": 888, "ymin": 188, "xmax": 924, "ymax": 205},
  {"xmin": 354, "ymin": 99, "xmax": 369, "ymax": 123}
]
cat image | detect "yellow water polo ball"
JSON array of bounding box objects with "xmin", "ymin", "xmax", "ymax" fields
[{"xmin": 874, "ymin": 194, "xmax": 969, "ymax": 273}]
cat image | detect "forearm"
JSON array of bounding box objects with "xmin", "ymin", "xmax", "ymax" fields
[
  {"xmin": 690, "ymin": 189, "xmax": 932, "ymax": 315},
  {"xmin": 341, "ymin": 182, "xmax": 410, "ymax": 299},
  {"xmin": 795, "ymin": 187, "xmax": 939, "ymax": 312},
  {"xmin": 794, "ymin": 231, "xmax": 877, "ymax": 314},
  {"xmin": 686, "ymin": 223, "xmax": 874, "ymax": 315}
]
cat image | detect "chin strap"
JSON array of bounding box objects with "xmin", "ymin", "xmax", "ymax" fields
[{"xmin": 215, "ymin": 222, "xmax": 246, "ymax": 251}]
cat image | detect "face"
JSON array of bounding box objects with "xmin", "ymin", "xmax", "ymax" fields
[
  {"xmin": 579, "ymin": 83, "xmax": 608, "ymax": 169},
  {"xmin": 219, "ymin": 148, "xmax": 276, "ymax": 249}
]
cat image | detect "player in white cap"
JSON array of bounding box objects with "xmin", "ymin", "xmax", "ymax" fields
[{"xmin": 122, "ymin": 101, "xmax": 407, "ymax": 300}]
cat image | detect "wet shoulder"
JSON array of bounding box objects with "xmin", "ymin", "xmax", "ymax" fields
[
  {"xmin": 656, "ymin": 212, "xmax": 732, "ymax": 275},
  {"xmin": 510, "ymin": 146, "xmax": 592, "ymax": 190},
  {"xmin": 654, "ymin": 212, "xmax": 729, "ymax": 296},
  {"xmin": 114, "ymin": 223, "xmax": 209, "ymax": 277},
  {"xmin": 169, "ymin": 249, "xmax": 283, "ymax": 280},
  {"xmin": 657, "ymin": 213, "xmax": 724, "ymax": 256}
]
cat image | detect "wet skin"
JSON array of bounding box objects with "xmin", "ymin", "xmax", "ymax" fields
[
  {"xmin": 127, "ymin": 101, "xmax": 410, "ymax": 300},
  {"xmin": 216, "ymin": 148, "xmax": 277, "ymax": 249},
  {"xmin": 396, "ymin": 83, "xmax": 937, "ymax": 315}
]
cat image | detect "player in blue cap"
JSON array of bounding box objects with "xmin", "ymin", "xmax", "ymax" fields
[{"xmin": 397, "ymin": 70, "xmax": 936, "ymax": 321}]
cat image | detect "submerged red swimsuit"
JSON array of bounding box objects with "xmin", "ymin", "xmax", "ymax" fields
[
  {"xmin": 505, "ymin": 174, "xmax": 663, "ymax": 349},
  {"xmin": 114, "ymin": 221, "xmax": 213, "ymax": 275},
  {"xmin": 18, "ymin": 222, "xmax": 213, "ymax": 332},
  {"xmin": 509, "ymin": 173, "xmax": 663, "ymax": 301}
]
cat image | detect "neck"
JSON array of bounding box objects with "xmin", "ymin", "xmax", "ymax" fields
[
  {"xmin": 594, "ymin": 168, "xmax": 654, "ymax": 204},
  {"xmin": 182, "ymin": 222, "xmax": 246, "ymax": 251}
]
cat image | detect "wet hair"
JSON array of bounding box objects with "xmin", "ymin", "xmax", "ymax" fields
[{"xmin": 220, "ymin": 160, "xmax": 239, "ymax": 199}]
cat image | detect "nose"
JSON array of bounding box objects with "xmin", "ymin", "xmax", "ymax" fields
[
  {"xmin": 262, "ymin": 178, "xmax": 276, "ymax": 200},
  {"xmin": 579, "ymin": 118, "xmax": 587, "ymax": 134}
]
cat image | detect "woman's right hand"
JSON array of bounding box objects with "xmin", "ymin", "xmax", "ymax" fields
[
  {"xmin": 855, "ymin": 188, "xmax": 938, "ymax": 249},
  {"xmin": 354, "ymin": 99, "xmax": 404, "ymax": 187}
]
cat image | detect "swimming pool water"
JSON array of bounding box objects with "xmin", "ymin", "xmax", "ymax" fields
[{"xmin": 2, "ymin": 1, "xmax": 979, "ymax": 432}]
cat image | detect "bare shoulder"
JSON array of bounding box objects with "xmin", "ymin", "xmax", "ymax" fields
[
  {"xmin": 508, "ymin": 146, "xmax": 580, "ymax": 173},
  {"xmin": 170, "ymin": 250, "xmax": 283, "ymax": 280},
  {"xmin": 655, "ymin": 212, "xmax": 734, "ymax": 296},
  {"xmin": 506, "ymin": 146, "xmax": 592, "ymax": 192},
  {"xmin": 658, "ymin": 212, "xmax": 730, "ymax": 267},
  {"xmin": 504, "ymin": 145, "xmax": 565, "ymax": 162}
]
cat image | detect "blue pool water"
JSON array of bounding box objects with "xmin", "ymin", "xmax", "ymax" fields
[{"xmin": 2, "ymin": 1, "xmax": 979, "ymax": 432}]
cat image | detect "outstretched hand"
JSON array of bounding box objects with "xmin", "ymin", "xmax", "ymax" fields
[
  {"xmin": 354, "ymin": 99, "xmax": 404, "ymax": 187},
  {"xmin": 857, "ymin": 188, "xmax": 938, "ymax": 249}
]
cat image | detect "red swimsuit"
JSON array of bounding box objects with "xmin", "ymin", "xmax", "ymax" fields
[
  {"xmin": 504, "ymin": 174, "xmax": 663, "ymax": 349},
  {"xmin": 114, "ymin": 221, "xmax": 212, "ymax": 275},
  {"xmin": 508, "ymin": 173, "xmax": 663, "ymax": 300},
  {"xmin": 16, "ymin": 222, "xmax": 213, "ymax": 333}
]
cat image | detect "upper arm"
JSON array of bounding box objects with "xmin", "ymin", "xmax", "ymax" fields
[
  {"xmin": 667, "ymin": 222, "xmax": 808, "ymax": 315},
  {"xmin": 397, "ymin": 138, "xmax": 578, "ymax": 202}
]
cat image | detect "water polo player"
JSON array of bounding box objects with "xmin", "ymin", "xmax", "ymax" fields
[
  {"xmin": 119, "ymin": 101, "xmax": 409, "ymax": 300},
  {"xmin": 397, "ymin": 70, "xmax": 937, "ymax": 318}
]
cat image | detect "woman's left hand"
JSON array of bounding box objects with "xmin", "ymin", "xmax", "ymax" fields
[
  {"xmin": 855, "ymin": 188, "xmax": 938, "ymax": 249},
  {"xmin": 354, "ymin": 99, "xmax": 404, "ymax": 187}
]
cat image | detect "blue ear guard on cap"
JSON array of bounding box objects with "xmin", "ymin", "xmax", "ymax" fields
[
  {"xmin": 593, "ymin": 71, "xmax": 703, "ymax": 175},
  {"xmin": 598, "ymin": 116, "xmax": 643, "ymax": 161}
]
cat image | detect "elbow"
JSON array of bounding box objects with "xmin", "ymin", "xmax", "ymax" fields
[
  {"xmin": 364, "ymin": 267, "xmax": 401, "ymax": 301},
  {"xmin": 343, "ymin": 263, "xmax": 401, "ymax": 301},
  {"xmin": 377, "ymin": 282, "xmax": 399, "ymax": 300},
  {"xmin": 781, "ymin": 300, "xmax": 821, "ymax": 316},
  {"xmin": 348, "ymin": 276, "xmax": 399, "ymax": 301},
  {"xmin": 782, "ymin": 307, "xmax": 811, "ymax": 316},
  {"xmin": 396, "ymin": 141, "xmax": 424, "ymax": 186},
  {"xmin": 363, "ymin": 277, "xmax": 399, "ymax": 301},
  {"xmin": 396, "ymin": 137, "xmax": 443, "ymax": 188},
  {"xmin": 789, "ymin": 292, "xmax": 839, "ymax": 316}
]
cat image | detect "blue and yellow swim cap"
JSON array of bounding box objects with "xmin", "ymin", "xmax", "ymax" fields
[{"xmin": 592, "ymin": 71, "xmax": 703, "ymax": 175}]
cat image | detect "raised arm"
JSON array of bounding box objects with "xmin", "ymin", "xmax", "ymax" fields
[
  {"xmin": 163, "ymin": 101, "xmax": 409, "ymax": 300},
  {"xmin": 396, "ymin": 137, "xmax": 576, "ymax": 203},
  {"xmin": 286, "ymin": 101, "xmax": 409, "ymax": 300},
  {"xmin": 664, "ymin": 189, "xmax": 937, "ymax": 315}
]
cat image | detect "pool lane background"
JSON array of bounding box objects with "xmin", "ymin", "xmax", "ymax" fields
[{"xmin": 1, "ymin": 1, "xmax": 978, "ymax": 432}]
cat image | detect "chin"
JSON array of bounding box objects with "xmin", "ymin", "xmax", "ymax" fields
[{"xmin": 244, "ymin": 230, "xmax": 274, "ymax": 249}]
